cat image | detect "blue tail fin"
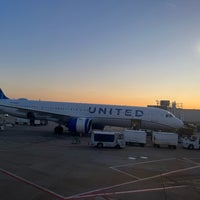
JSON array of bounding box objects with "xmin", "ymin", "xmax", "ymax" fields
[{"xmin": 0, "ymin": 89, "xmax": 9, "ymax": 99}]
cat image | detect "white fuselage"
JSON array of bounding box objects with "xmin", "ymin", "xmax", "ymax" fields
[{"xmin": 0, "ymin": 98, "xmax": 184, "ymax": 131}]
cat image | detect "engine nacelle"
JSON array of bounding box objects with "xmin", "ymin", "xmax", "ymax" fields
[{"xmin": 67, "ymin": 118, "xmax": 92, "ymax": 134}]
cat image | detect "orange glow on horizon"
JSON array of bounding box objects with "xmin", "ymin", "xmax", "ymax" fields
[
  {"xmin": 8, "ymin": 93, "xmax": 200, "ymax": 110},
  {"xmin": 4, "ymin": 87, "xmax": 200, "ymax": 110}
]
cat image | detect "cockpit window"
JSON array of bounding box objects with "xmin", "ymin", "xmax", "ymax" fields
[{"xmin": 165, "ymin": 113, "xmax": 173, "ymax": 118}]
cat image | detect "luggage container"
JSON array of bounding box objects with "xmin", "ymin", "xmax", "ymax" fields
[
  {"xmin": 123, "ymin": 129, "xmax": 146, "ymax": 147},
  {"xmin": 152, "ymin": 131, "xmax": 178, "ymax": 149}
]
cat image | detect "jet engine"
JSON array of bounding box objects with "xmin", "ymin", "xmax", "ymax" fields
[{"xmin": 67, "ymin": 118, "xmax": 92, "ymax": 134}]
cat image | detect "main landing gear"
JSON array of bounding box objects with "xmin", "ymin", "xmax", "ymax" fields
[{"xmin": 54, "ymin": 125, "xmax": 64, "ymax": 134}]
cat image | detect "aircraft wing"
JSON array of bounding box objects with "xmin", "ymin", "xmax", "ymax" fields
[{"xmin": 0, "ymin": 104, "xmax": 71, "ymax": 125}]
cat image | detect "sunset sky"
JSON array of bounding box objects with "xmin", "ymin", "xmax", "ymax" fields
[{"xmin": 1, "ymin": 0, "xmax": 200, "ymax": 109}]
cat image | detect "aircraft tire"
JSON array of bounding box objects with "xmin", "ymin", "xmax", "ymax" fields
[
  {"xmin": 54, "ymin": 126, "xmax": 63, "ymax": 134},
  {"xmin": 115, "ymin": 144, "xmax": 120, "ymax": 149},
  {"xmin": 188, "ymin": 144, "xmax": 194, "ymax": 150},
  {"xmin": 97, "ymin": 143, "xmax": 103, "ymax": 148}
]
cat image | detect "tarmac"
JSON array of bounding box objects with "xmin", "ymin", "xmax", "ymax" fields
[{"xmin": 0, "ymin": 122, "xmax": 200, "ymax": 200}]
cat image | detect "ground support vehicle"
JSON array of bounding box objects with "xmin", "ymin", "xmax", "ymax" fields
[
  {"xmin": 90, "ymin": 130, "xmax": 125, "ymax": 148},
  {"xmin": 182, "ymin": 135, "xmax": 200, "ymax": 150},
  {"xmin": 15, "ymin": 118, "xmax": 48, "ymax": 126},
  {"xmin": 123, "ymin": 129, "xmax": 146, "ymax": 147},
  {"xmin": 152, "ymin": 131, "xmax": 178, "ymax": 149}
]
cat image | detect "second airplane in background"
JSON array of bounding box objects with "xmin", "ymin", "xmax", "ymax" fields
[{"xmin": 0, "ymin": 89, "xmax": 184, "ymax": 134}]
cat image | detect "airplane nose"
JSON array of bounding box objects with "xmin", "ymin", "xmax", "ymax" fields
[{"xmin": 177, "ymin": 119, "xmax": 184, "ymax": 128}]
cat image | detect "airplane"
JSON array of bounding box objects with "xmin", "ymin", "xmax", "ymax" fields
[{"xmin": 0, "ymin": 88, "xmax": 184, "ymax": 134}]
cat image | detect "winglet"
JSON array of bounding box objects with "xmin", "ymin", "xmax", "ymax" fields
[{"xmin": 0, "ymin": 89, "xmax": 9, "ymax": 99}]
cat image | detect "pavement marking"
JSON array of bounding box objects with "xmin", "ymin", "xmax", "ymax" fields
[
  {"xmin": 1, "ymin": 157, "xmax": 199, "ymax": 200},
  {"xmin": 128, "ymin": 156, "xmax": 136, "ymax": 160},
  {"xmin": 66, "ymin": 185, "xmax": 188, "ymax": 199},
  {"xmin": 110, "ymin": 167, "xmax": 141, "ymax": 179},
  {"xmin": 73, "ymin": 160, "xmax": 200, "ymax": 199},
  {"xmin": 0, "ymin": 167, "xmax": 66, "ymax": 200},
  {"xmin": 159, "ymin": 165, "xmax": 200, "ymax": 176},
  {"xmin": 128, "ymin": 156, "xmax": 148, "ymax": 160},
  {"xmin": 110, "ymin": 157, "xmax": 176, "ymax": 168},
  {"xmin": 181, "ymin": 157, "xmax": 200, "ymax": 165},
  {"xmin": 140, "ymin": 156, "xmax": 148, "ymax": 159}
]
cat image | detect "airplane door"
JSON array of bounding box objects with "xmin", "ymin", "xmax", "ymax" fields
[{"xmin": 131, "ymin": 119, "xmax": 141, "ymax": 130}]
